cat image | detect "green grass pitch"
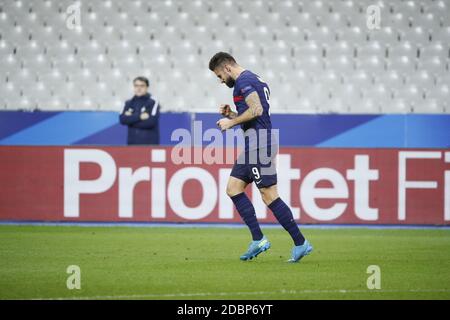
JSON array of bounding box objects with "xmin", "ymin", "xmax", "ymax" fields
[{"xmin": 0, "ymin": 225, "xmax": 449, "ymax": 300}]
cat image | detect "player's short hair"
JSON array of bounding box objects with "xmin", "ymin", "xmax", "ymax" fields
[
  {"xmin": 208, "ymin": 52, "xmax": 237, "ymax": 71},
  {"xmin": 133, "ymin": 76, "xmax": 149, "ymax": 87}
]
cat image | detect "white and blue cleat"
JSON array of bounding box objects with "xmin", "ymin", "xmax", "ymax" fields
[
  {"xmin": 240, "ymin": 236, "xmax": 271, "ymax": 261},
  {"xmin": 288, "ymin": 239, "xmax": 313, "ymax": 263}
]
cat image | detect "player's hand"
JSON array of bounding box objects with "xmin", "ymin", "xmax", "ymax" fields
[
  {"xmin": 219, "ymin": 104, "xmax": 231, "ymax": 117},
  {"xmin": 140, "ymin": 112, "xmax": 149, "ymax": 120},
  {"xmin": 216, "ymin": 118, "xmax": 234, "ymax": 131},
  {"xmin": 125, "ymin": 111, "xmax": 133, "ymax": 116}
]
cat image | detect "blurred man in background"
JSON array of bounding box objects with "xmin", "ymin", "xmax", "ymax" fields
[{"xmin": 119, "ymin": 76, "xmax": 160, "ymax": 145}]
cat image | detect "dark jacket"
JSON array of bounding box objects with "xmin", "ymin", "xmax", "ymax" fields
[{"xmin": 119, "ymin": 93, "xmax": 160, "ymax": 145}]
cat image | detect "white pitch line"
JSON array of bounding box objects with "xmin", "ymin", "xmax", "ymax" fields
[
  {"xmin": 2, "ymin": 221, "xmax": 450, "ymax": 230},
  {"xmin": 31, "ymin": 288, "xmax": 450, "ymax": 300}
]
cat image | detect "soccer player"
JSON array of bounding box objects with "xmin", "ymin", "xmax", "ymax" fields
[{"xmin": 209, "ymin": 52, "xmax": 313, "ymax": 262}]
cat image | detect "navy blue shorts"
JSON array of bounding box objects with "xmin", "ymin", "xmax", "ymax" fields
[{"xmin": 230, "ymin": 149, "xmax": 277, "ymax": 189}]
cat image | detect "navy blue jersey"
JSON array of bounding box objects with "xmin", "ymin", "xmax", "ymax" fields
[
  {"xmin": 119, "ymin": 93, "xmax": 160, "ymax": 145},
  {"xmin": 233, "ymin": 70, "xmax": 273, "ymax": 151}
]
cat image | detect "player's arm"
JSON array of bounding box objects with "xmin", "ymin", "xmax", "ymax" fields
[
  {"xmin": 219, "ymin": 104, "xmax": 237, "ymax": 119},
  {"xmin": 217, "ymin": 92, "xmax": 262, "ymax": 131},
  {"xmin": 132, "ymin": 101, "xmax": 160, "ymax": 129},
  {"xmin": 119, "ymin": 101, "xmax": 141, "ymax": 125},
  {"xmin": 233, "ymin": 91, "xmax": 263, "ymax": 125}
]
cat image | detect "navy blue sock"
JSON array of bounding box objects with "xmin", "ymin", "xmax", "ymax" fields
[
  {"xmin": 269, "ymin": 198, "xmax": 305, "ymax": 246},
  {"xmin": 230, "ymin": 192, "xmax": 264, "ymax": 241}
]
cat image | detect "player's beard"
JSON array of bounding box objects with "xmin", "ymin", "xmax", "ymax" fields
[{"xmin": 225, "ymin": 76, "xmax": 235, "ymax": 88}]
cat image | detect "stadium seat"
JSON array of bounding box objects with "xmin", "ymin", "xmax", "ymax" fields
[
  {"xmin": 407, "ymin": 70, "xmax": 435, "ymax": 88},
  {"xmin": 277, "ymin": 0, "xmax": 302, "ymax": 23},
  {"xmin": 356, "ymin": 55, "xmax": 386, "ymax": 73},
  {"xmin": 290, "ymin": 12, "xmax": 317, "ymax": 31},
  {"xmin": 321, "ymin": 12, "xmax": 349, "ymax": 30},
  {"xmin": 415, "ymin": 12, "xmax": 442, "ymax": 31},
  {"xmin": 417, "ymin": 56, "xmax": 445, "ymax": 75},
  {"xmin": 385, "ymin": 97, "xmax": 411, "ymax": 113},
  {"xmin": 367, "ymin": 26, "xmax": 399, "ymax": 47},
  {"xmin": 307, "ymin": 26, "xmax": 337, "ymax": 43},
  {"xmin": 400, "ymin": 27, "xmax": 431, "ymax": 47},
  {"xmin": 338, "ymin": 26, "xmax": 367, "ymax": 44},
  {"xmin": 399, "ymin": 84, "xmax": 423, "ymax": 108},
  {"xmin": 388, "ymin": 12, "xmax": 411, "ymax": 30},
  {"xmin": 331, "ymin": 0, "xmax": 358, "ymax": 17},
  {"xmin": 302, "ymin": 0, "xmax": 329, "ymax": 19},
  {"xmin": 414, "ymin": 98, "xmax": 445, "ymax": 113},
  {"xmin": 419, "ymin": 42, "xmax": 446, "ymax": 63},
  {"xmin": 427, "ymin": 83, "xmax": 450, "ymax": 102},
  {"xmin": 0, "ymin": 82, "xmax": 18, "ymax": 109},
  {"xmin": 357, "ymin": 40, "xmax": 385, "ymax": 59},
  {"xmin": 335, "ymin": 83, "xmax": 361, "ymax": 110},
  {"xmin": 388, "ymin": 41, "xmax": 417, "ymax": 60},
  {"xmin": 325, "ymin": 55, "xmax": 354, "ymax": 73},
  {"xmin": 387, "ymin": 55, "xmax": 417, "ymax": 74},
  {"xmin": 378, "ymin": 70, "xmax": 405, "ymax": 91},
  {"xmin": 358, "ymin": 98, "xmax": 382, "ymax": 114}
]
